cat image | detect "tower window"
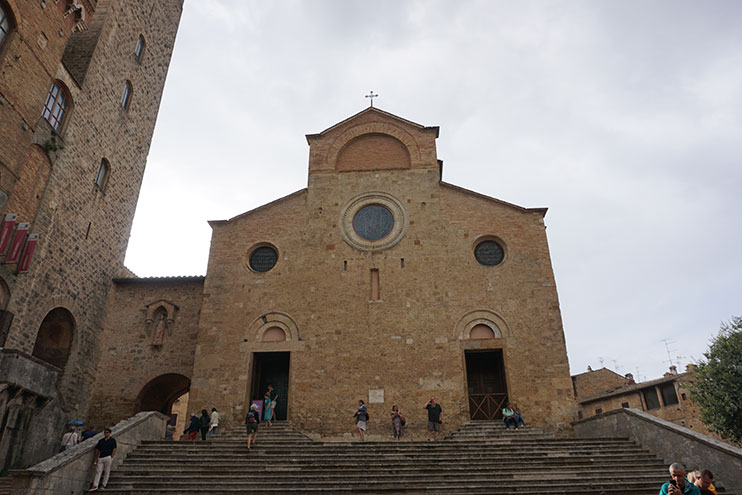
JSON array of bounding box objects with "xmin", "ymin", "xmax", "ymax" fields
[
  {"xmin": 0, "ymin": 4, "xmax": 11, "ymax": 49},
  {"xmin": 41, "ymin": 81, "xmax": 70, "ymax": 132},
  {"xmin": 94, "ymin": 158, "xmax": 110, "ymax": 191},
  {"xmin": 134, "ymin": 35, "xmax": 145, "ymax": 62},
  {"xmin": 121, "ymin": 80, "xmax": 133, "ymax": 110}
]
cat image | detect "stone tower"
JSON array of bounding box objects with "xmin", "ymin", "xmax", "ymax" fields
[{"xmin": 0, "ymin": 0, "xmax": 183, "ymax": 469}]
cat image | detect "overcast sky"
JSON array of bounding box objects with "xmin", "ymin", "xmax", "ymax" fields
[{"xmin": 124, "ymin": 0, "xmax": 742, "ymax": 381}]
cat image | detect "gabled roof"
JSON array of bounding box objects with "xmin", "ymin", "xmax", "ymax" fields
[
  {"xmin": 305, "ymin": 106, "xmax": 439, "ymax": 143},
  {"xmin": 441, "ymin": 182, "xmax": 548, "ymax": 216},
  {"xmin": 209, "ymin": 189, "xmax": 307, "ymax": 226}
]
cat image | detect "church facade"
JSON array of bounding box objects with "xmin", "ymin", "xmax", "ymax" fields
[{"xmin": 91, "ymin": 108, "xmax": 576, "ymax": 437}]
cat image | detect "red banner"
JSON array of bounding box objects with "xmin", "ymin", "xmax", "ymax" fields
[
  {"xmin": 0, "ymin": 214, "xmax": 18, "ymax": 254},
  {"xmin": 17, "ymin": 233, "xmax": 40, "ymax": 272},
  {"xmin": 5, "ymin": 222, "xmax": 29, "ymax": 264}
]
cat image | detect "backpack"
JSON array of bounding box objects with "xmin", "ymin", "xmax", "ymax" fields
[{"xmin": 246, "ymin": 411, "xmax": 257, "ymax": 423}]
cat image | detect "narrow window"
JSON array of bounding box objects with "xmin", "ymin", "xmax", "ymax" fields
[
  {"xmin": 659, "ymin": 383, "xmax": 679, "ymax": 406},
  {"xmin": 594, "ymin": 408, "xmax": 603, "ymax": 415},
  {"xmin": 343, "ymin": 260, "xmax": 347, "ymax": 271},
  {"xmin": 370, "ymin": 269, "xmax": 379, "ymax": 300},
  {"xmin": 134, "ymin": 34, "xmax": 145, "ymax": 62},
  {"xmin": 400, "ymin": 258, "xmax": 405, "ymax": 268},
  {"xmin": 120, "ymin": 80, "xmax": 132, "ymax": 110},
  {"xmin": 577, "ymin": 411, "xmax": 583, "ymax": 420},
  {"xmin": 0, "ymin": 3, "xmax": 11, "ymax": 49},
  {"xmin": 642, "ymin": 387, "xmax": 661, "ymax": 410},
  {"xmin": 41, "ymin": 81, "xmax": 69, "ymax": 132},
  {"xmin": 681, "ymin": 393, "xmax": 687, "ymax": 400},
  {"xmin": 621, "ymin": 402, "xmax": 629, "ymax": 408},
  {"xmin": 94, "ymin": 158, "xmax": 109, "ymax": 190}
]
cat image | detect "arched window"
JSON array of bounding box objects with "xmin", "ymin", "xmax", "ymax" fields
[
  {"xmin": 134, "ymin": 34, "xmax": 145, "ymax": 62},
  {"xmin": 94, "ymin": 158, "xmax": 110, "ymax": 190},
  {"xmin": 41, "ymin": 81, "xmax": 71, "ymax": 132},
  {"xmin": 120, "ymin": 80, "xmax": 132, "ymax": 110},
  {"xmin": 0, "ymin": 2, "xmax": 13, "ymax": 50}
]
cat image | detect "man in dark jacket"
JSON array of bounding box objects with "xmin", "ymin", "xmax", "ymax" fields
[{"xmin": 199, "ymin": 409, "xmax": 211, "ymax": 440}]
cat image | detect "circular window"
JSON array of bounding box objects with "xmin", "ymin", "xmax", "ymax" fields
[
  {"xmin": 353, "ymin": 204, "xmax": 394, "ymax": 241},
  {"xmin": 339, "ymin": 191, "xmax": 408, "ymax": 252},
  {"xmin": 475, "ymin": 240, "xmax": 505, "ymax": 266},
  {"xmin": 248, "ymin": 246, "xmax": 278, "ymax": 272}
]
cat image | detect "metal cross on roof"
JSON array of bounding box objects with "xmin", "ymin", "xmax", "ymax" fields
[{"xmin": 365, "ymin": 91, "xmax": 379, "ymax": 107}]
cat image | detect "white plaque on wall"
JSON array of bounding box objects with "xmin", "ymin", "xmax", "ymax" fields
[{"xmin": 368, "ymin": 388, "xmax": 384, "ymax": 403}]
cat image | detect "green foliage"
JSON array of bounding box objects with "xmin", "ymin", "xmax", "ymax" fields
[
  {"xmin": 43, "ymin": 130, "xmax": 65, "ymax": 152},
  {"xmin": 689, "ymin": 316, "xmax": 742, "ymax": 446}
]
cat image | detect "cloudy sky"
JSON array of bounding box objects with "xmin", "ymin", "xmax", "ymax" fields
[{"xmin": 125, "ymin": 0, "xmax": 742, "ymax": 381}]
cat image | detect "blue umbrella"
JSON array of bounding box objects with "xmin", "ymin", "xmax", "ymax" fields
[{"xmin": 67, "ymin": 419, "xmax": 85, "ymax": 426}]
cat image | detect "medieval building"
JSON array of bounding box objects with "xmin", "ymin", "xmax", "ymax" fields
[
  {"xmin": 0, "ymin": 0, "xmax": 183, "ymax": 469},
  {"xmin": 89, "ymin": 107, "xmax": 576, "ymax": 438}
]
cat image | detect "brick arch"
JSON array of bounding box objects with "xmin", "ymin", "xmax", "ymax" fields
[
  {"xmin": 32, "ymin": 307, "xmax": 75, "ymax": 370},
  {"xmin": 246, "ymin": 311, "xmax": 300, "ymax": 343},
  {"xmin": 135, "ymin": 373, "xmax": 190, "ymax": 415},
  {"xmin": 453, "ymin": 309, "xmax": 512, "ymax": 340},
  {"xmin": 326, "ymin": 123, "xmax": 421, "ymax": 171}
]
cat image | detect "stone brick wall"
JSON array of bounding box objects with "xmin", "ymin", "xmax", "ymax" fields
[
  {"xmin": 88, "ymin": 277, "xmax": 203, "ymax": 428},
  {"xmin": 572, "ymin": 367, "xmax": 630, "ymax": 400},
  {"xmin": 188, "ymin": 109, "xmax": 576, "ymax": 437},
  {"xmin": 0, "ymin": 0, "xmax": 80, "ymax": 210},
  {"xmin": 2, "ymin": 0, "xmax": 183, "ymax": 420},
  {"xmin": 574, "ymin": 408, "xmax": 742, "ymax": 493}
]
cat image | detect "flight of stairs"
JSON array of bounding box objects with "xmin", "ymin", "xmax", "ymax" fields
[{"xmin": 100, "ymin": 421, "xmax": 672, "ymax": 494}]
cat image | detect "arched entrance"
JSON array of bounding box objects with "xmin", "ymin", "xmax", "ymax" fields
[
  {"xmin": 31, "ymin": 307, "xmax": 75, "ymax": 370},
  {"xmin": 135, "ymin": 373, "xmax": 190, "ymax": 425}
]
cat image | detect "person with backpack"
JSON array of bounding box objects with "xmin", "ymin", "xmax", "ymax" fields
[
  {"xmin": 199, "ymin": 409, "xmax": 210, "ymax": 440},
  {"xmin": 184, "ymin": 413, "xmax": 200, "ymax": 441},
  {"xmin": 353, "ymin": 400, "xmax": 369, "ymax": 441},
  {"xmin": 245, "ymin": 403, "xmax": 260, "ymax": 450}
]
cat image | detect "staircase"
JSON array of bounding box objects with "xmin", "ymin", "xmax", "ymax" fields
[{"xmin": 102, "ymin": 421, "xmax": 672, "ymax": 494}]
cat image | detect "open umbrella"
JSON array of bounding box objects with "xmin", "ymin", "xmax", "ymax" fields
[{"xmin": 67, "ymin": 419, "xmax": 85, "ymax": 426}]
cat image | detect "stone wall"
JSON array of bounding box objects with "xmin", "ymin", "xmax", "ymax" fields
[
  {"xmin": 10, "ymin": 411, "xmax": 169, "ymax": 495},
  {"xmin": 188, "ymin": 109, "xmax": 576, "ymax": 438},
  {"xmin": 574, "ymin": 408, "xmax": 742, "ymax": 493},
  {"xmin": 88, "ymin": 277, "xmax": 203, "ymax": 427},
  {"xmin": 571, "ymin": 367, "xmax": 630, "ymax": 400},
  {"xmin": 3, "ymin": 0, "xmax": 183, "ymax": 416}
]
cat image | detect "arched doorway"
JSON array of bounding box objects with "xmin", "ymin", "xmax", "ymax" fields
[
  {"xmin": 32, "ymin": 307, "xmax": 75, "ymax": 370},
  {"xmin": 135, "ymin": 373, "xmax": 190, "ymax": 428}
]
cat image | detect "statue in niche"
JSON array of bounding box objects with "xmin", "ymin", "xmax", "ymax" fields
[{"xmin": 151, "ymin": 310, "xmax": 168, "ymax": 346}]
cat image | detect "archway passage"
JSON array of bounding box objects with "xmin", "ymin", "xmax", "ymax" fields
[
  {"xmin": 251, "ymin": 352, "xmax": 290, "ymax": 420},
  {"xmin": 135, "ymin": 373, "xmax": 190, "ymax": 420},
  {"xmin": 32, "ymin": 307, "xmax": 75, "ymax": 370},
  {"xmin": 465, "ymin": 349, "xmax": 508, "ymax": 420}
]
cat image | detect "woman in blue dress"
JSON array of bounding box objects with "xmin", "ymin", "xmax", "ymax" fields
[{"xmin": 263, "ymin": 392, "xmax": 273, "ymax": 427}]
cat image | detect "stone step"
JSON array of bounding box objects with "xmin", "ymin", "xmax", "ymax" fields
[
  {"xmin": 101, "ymin": 478, "xmax": 666, "ymax": 494},
  {"xmin": 100, "ymin": 422, "xmax": 678, "ymax": 495}
]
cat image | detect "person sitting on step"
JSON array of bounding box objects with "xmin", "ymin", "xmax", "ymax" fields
[
  {"xmin": 513, "ymin": 404, "xmax": 526, "ymax": 427},
  {"xmin": 502, "ymin": 403, "xmax": 518, "ymax": 429}
]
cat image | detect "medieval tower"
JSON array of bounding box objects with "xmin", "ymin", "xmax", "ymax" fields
[{"xmin": 0, "ymin": 0, "xmax": 183, "ymax": 469}]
